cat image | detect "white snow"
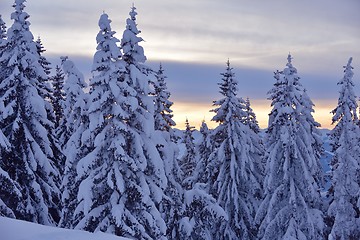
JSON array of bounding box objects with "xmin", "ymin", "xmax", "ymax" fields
[{"xmin": 0, "ymin": 217, "xmax": 130, "ymax": 240}]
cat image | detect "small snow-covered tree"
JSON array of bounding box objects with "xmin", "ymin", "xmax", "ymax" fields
[
  {"xmin": 244, "ymin": 97, "xmax": 260, "ymax": 133},
  {"xmin": 0, "ymin": 0, "xmax": 61, "ymax": 225},
  {"xmin": 57, "ymin": 57, "xmax": 87, "ymax": 148},
  {"xmin": 256, "ymin": 54, "xmax": 324, "ymax": 240},
  {"xmin": 153, "ymin": 63, "xmax": 176, "ymax": 132},
  {"xmin": 51, "ymin": 65, "xmax": 65, "ymax": 128},
  {"xmin": 35, "ymin": 37, "xmax": 53, "ymax": 112},
  {"xmin": 35, "ymin": 37, "xmax": 64, "ymax": 174},
  {"xmin": 209, "ymin": 60, "xmax": 264, "ymax": 239},
  {"xmin": 179, "ymin": 183, "xmax": 227, "ymax": 240},
  {"xmin": 194, "ymin": 121, "xmax": 214, "ymax": 185},
  {"xmin": 177, "ymin": 120, "xmax": 228, "ymax": 240},
  {"xmin": 179, "ymin": 118, "xmax": 197, "ymax": 190},
  {"xmin": 327, "ymin": 57, "xmax": 360, "ymax": 239}
]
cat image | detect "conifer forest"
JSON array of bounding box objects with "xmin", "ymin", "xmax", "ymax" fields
[{"xmin": 0, "ymin": 1, "xmax": 359, "ymax": 239}]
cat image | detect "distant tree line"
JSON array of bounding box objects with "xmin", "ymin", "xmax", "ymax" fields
[{"xmin": 0, "ymin": 0, "xmax": 359, "ymax": 239}]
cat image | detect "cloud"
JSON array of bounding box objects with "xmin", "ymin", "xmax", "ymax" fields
[
  {"xmin": 1, "ymin": 0, "xmax": 359, "ymax": 72},
  {"xmin": 1, "ymin": 0, "xmax": 359, "ymax": 129}
]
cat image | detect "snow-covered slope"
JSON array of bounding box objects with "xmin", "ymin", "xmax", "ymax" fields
[{"xmin": 0, "ymin": 217, "xmax": 130, "ymax": 240}]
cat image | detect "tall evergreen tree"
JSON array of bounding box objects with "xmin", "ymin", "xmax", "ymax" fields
[
  {"xmin": 209, "ymin": 60, "xmax": 264, "ymax": 239},
  {"xmin": 153, "ymin": 63, "xmax": 176, "ymax": 132},
  {"xmin": 0, "ymin": 0, "xmax": 61, "ymax": 225},
  {"xmin": 256, "ymin": 54, "xmax": 324, "ymax": 239},
  {"xmin": 51, "ymin": 65, "xmax": 65, "ymax": 129},
  {"xmin": 151, "ymin": 65, "xmax": 183, "ymax": 239},
  {"xmin": 327, "ymin": 57, "xmax": 360, "ymax": 239},
  {"xmin": 74, "ymin": 11, "xmax": 167, "ymax": 239},
  {"xmin": 120, "ymin": 6, "xmax": 168, "ymax": 238},
  {"xmin": 58, "ymin": 58, "xmax": 89, "ymax": 229}
]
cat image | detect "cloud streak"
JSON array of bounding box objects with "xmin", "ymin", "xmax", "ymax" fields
[{"xmin": 0, "ymin": 0, "xmax": 359, "ymax": 129}]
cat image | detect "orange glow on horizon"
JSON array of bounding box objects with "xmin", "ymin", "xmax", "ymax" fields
[{"xmin": 172, "ymin": 99, "xmax": 337, "ymax": 130}]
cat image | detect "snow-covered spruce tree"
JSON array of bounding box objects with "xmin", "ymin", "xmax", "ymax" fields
[
  {"xmin": 256, "ymin": 54, "xmax": 324, "ymax": 240},
  {"xmin": 244, "ymin": 97, "xmax": 260, "ymax": 133},
  {"xmin": 177, "ymin": 121, "xmax": 227, "ymax": 240},
  {"xmin": 36, "ymin": 37, "xmax": 52, "ymax": 77},
  {"xmin": 74, "ymin": 12, "xmax": 167, "ymax": 239},
  {"xmin": 121, "ymin": 7, "xmax": 169, "ymax": 238},
  {"xmin": 153, "ymin": 63, "xmax": 176, "ymax": 132},
  {"xmin": 151, "ymin": 65, "xmax": 183, "ymax": 238},
  {"xmin": 120, "ymin": 6, "xmax": 168, "ymax": 238},
  {"xmin": 51, "ymin": 65, "xmax": 65, "ymax": 129},
  {"xmin": 178, "ymin": 182, "xmax": 227, "ymax": 240},
  {"xmin": 57, "ymin": 57, "xmax": 87, "ymax": 148},
  {"xmin": 193, "ymin": 121, "xmax": 214, "ymax": 185},
  {"xmin": 208, "ymin": 60, "xmax": 264, "ymax": 239},
  {"xmin": 35, "ymin": 37, "xmax": 54, "ymax": 121},
  {"xmin": 327, "ymin": 57, "xmax": 360, "ymax": 239},
  {"xmin": 58, "ymin": 58, "xmax": 88, "ymax": 229},
  {"xmin": 243, "ymin": 97, "xmax": 265, "ymax": 183},
  {"xmin": 179, "ymin": 118, "xmax": 197, "ymax": 190},
  {"xmin": 0, "ymin": 0, "xmax": 61, "ymax": 225},
  {"xmin": 35, "ymin": 37, "xmax": 65, "ymax": 174}
]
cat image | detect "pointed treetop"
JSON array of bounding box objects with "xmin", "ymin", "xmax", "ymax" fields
[
  {"xmin": 130, "ymin": 4, "xmax": 137, "ymax": 21},
  {"xmin": 274, "ymin": 70, "xmax": 281, "ymax": 80},
  {"xmin": 342, "ymin": 57, "xmax": 354, "ymax": 81},
  {"xmin": 224, "ymin": 59, "xmax": 234, "ymax": 75},
  {"xmin": 185, "ymin": 118, "xmax": 195, "ymax": 130},
  {"xmin": 60, "ymin": 56, "xmax": 68, "ymax": 63},
  {"xmin": 200, "ymin": 120, "xmax": 209, "ymax": 132},
  {"xmin": 344, "ymin": 57, "xmax": 353, "ymax": 70},
  {"xmin": 286, "ymin": 52, "xmax": 293, "ymax": 67},
  {"xmin": 218, "ymin": 59, "xmax": 237, "ymax": 98}
]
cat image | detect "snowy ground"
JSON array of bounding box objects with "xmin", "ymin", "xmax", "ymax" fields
[{"xmin": 0, "ymin": 217, "xmax": 130, "ymax": 240}]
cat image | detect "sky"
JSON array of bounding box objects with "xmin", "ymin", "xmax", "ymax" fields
[{"xmin": 0, "ymin": 0, "xmax": 359, "ymax": 129}]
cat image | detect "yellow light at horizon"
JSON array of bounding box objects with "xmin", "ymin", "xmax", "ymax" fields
[{"xmin": 172, "ymin": 99, "xmax": 337, "ymax": 130}]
